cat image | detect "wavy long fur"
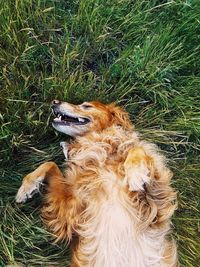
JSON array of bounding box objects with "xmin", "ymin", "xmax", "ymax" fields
[{"xmin": 39, "ymin": 102, "xmax": 178, "ymax": 266}]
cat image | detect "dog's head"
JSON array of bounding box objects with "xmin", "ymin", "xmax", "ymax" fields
[{"xmin": 51, "ymin": 100, "xmax": 132, "ymax": 136}]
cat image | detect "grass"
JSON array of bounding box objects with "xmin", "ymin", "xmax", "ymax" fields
[{"xmin": 0, "ymin": 0, "xmax": 200, "ymax": 266}]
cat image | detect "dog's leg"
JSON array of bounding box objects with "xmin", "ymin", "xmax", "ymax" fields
[
  {"xmin": 124, "ymin": 145, "xmax": 176, "ymax": 214},
  {"xmin": 15, "ymin": 161, "xmax": 62, "ymax": 203},
  {"xmin": 124, "ymin": 145, "xmax": 174, "ymax": 192},
  {"xmin": 16, "ymin": 161, "xmax": 81, "ymax": 242},
  {"xmin": 124, "ymin": 147, "xmax": 153, "ymax": 191},
  {"xmin": 124, "ymin": 146, "xmax": 178, "ymax": 265}
]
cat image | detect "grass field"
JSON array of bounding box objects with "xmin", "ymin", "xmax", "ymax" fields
[{"xmin": 0, "ymin": 0, "xmax": 200, "ymax": 266}]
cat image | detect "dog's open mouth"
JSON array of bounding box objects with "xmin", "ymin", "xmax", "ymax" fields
[{"xmin": 52, "ymin": 109, "xmax": 90, "ymax": 126}]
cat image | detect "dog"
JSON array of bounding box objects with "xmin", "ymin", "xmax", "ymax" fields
[{"xmin": 16, "ymin": 100, "xmax": 178, "ymax": 267}]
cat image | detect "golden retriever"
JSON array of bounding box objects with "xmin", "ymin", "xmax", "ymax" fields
[{"xmin": 16, "ymin": 100, "xmax": 178, "ymax": 267}]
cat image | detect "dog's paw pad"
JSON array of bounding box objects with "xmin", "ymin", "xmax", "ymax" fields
[{"xmin": 124, "ymin": 162, "xmax": 150, "ymax": 191}]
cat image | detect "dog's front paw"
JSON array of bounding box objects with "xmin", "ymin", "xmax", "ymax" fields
[
  {"xmin": 16, "ymin": 175, "xmax": 44, "ymax": 203},
  {"xmin": 124, "ymin": 147, "xmax": 152, "ymax": 191},
  {"xmin": 124, "ymin": 162, "xmax": 150, "ymax": 191}
]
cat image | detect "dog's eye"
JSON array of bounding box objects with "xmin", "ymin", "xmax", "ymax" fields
[{"xmin": 81, "ymin": 104, "xmax": 93, "ymax": 109}]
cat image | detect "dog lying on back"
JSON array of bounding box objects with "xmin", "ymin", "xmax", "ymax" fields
[{"xmin": 16, "ymin": 100, "xmax": 178, "ymax": 267}]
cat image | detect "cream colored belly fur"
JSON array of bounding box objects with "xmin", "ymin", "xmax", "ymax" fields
[{"xmin": 77, "ymin": 171, "xmax": 169, "ymax": 267}]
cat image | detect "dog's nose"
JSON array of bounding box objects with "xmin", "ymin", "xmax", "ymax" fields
[{"xmin": 52, "ymin": 99, "xmax": 61, "ymax": 106}]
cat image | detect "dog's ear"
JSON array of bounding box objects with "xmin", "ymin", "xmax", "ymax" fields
[{"xmin": 108, "ymin": 103, "xmax": 132, "ymax": 130}]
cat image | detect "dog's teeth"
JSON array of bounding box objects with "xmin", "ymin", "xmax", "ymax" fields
[
  {"xmin": 54, "ymin": 116, "xmax": 61, "ymax": 122},
  {"xmin": 78, "ymin": 118, "xmax": 85, "ymax": 122}
]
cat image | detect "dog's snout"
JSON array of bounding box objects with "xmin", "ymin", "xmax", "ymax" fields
[{"xmin": 52, "ymin": 99, "xmax": 61, "ymax": 107}]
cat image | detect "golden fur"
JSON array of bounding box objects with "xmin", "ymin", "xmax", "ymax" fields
[{"xmin": 16, "ymin": 101, "xmax": 178, "ymax": 267}]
